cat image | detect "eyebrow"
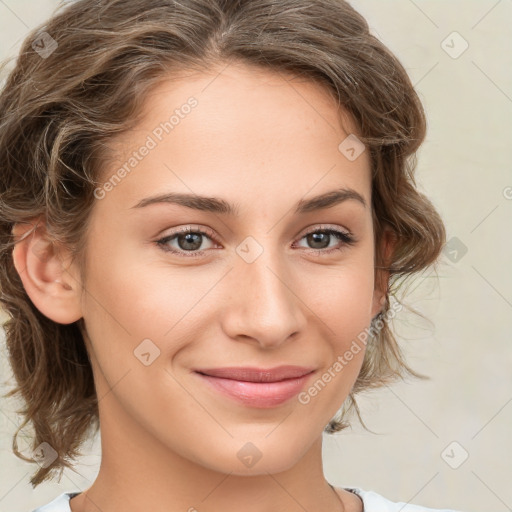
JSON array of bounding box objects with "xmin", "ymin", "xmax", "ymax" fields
[{"xmin": 129, "ymin": 187, "xmax": 367, "ymax": 215}]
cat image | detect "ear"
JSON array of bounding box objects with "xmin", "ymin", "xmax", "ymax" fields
[
  {"xmin": 371, "ymin": 227, "xmax": 396, "ymax": 320},
  {"xmin": 11, "ymin": 216, "xmax": 83, "ymax": 324}
]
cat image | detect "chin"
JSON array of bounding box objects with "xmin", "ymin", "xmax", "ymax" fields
[{"xmin": 196, "ymin": 434, "xmax": 308, "ymax": 476}]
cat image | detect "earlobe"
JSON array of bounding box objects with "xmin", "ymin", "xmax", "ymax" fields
[
  {"xmin": 371, "ymin": 228, "xmax": 396, "ymax": 319},
  {"xmin": 11, "ymin": 217, "xmax": 83, "ymax": 325},
  {"xmin": 371, "ymin": 286, "xmax": 388, "ymax": 321}
]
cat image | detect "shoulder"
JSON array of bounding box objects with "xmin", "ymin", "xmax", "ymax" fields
[
  {"xmin": 31, "ymin": 492, "xmax": 80, "ymax": 512},
  {"xmin": 337, "ymin": 486, "xmax": 465, "ymax": 512}
]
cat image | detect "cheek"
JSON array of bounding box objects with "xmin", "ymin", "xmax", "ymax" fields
[
  {"xmin": 82, "ymin": 226, "xmax": 192, "ymax": 338},
  {"xmin": 295, "ymin": 286, "xmax": 370, "ymax": 427},
  {"xmin": 289, "ymin": 258, "xmax": 375, "ymax": 416},
  {"xmin": 80, "ymin": 254, "xmax": 191, "ymax": 437},
  {"xmin": 79, "ymin": 231, "xmax": 226, "ymax": 413},
  {"xmin": 301, "ymin": 254, "xmax": 376, "ymax": 337}
]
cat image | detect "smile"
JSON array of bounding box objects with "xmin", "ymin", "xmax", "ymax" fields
[{"xmin": 193, "ymin": 366, "xmax": 316, "ymax": 408}]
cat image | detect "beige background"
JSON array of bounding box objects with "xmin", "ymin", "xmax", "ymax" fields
[{"xmin": 0, "ymin": 1, "xmax": 511, "ymax": 511}]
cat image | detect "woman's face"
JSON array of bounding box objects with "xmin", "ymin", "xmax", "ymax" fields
[{"xmin": 77, "ymin": 62, "xmax": 384, "ymax": 475}]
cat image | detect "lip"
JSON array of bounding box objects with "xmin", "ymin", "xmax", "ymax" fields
[{"xmin": 194, "ymin": 366, "xmax": 315, "ymax": 408}]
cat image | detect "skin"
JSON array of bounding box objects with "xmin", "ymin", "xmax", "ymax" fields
[{"xmin": 12, "ymin": 61, "xmax": 394, "ymax": 512}]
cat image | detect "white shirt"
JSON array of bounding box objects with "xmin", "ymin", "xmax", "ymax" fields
[{"xmin": 31, "ymin": 488, "xmax": 464, "ymax": 511}]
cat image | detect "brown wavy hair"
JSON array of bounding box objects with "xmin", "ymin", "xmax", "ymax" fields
[{"xmin": 0, "ymin": 0, "xmax": 446, "ymax": 487}]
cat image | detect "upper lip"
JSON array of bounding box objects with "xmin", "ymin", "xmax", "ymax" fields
[{"xmin": 195, "ymin": 365, "xmax": 315, "ymax": 383}]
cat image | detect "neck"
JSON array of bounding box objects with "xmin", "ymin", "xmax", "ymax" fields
[{"xmin": 69, "ymin": 397, "xmax": 345, "ymax": 512}]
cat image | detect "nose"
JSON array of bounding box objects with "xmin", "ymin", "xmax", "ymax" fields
[{"xmin": 219, "ymin": 246, "xmax": 307, "ymax": 349}]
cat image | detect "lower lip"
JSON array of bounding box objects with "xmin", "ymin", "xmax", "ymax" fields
[{"xmin": 196, "ymin": 372, "xmax": 313, "ymax": 408}]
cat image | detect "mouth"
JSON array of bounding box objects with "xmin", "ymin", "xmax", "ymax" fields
[{"xmin": 193, "ymin": 366, "xmax": 315, "ymax": 408}]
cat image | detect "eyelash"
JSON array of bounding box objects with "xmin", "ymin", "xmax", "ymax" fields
[{"xmin": 155, "ymin": 225, "xmax": 356, "ymax": 258}]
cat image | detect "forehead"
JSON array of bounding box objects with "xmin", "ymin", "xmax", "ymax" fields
[
  {"xmin": 97, "ymin": 61, "xmax": 371, "ymax": 212},
  {"xmin": 139, "ymin": 61, "xmax": 359, "ymax": 140}
]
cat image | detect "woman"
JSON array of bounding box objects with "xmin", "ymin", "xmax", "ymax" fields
[{"xmin": 0, "ymin": 1, "xmax": 460, "ymax": 510}]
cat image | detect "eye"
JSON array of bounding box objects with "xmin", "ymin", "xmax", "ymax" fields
[
  {"xmin": 293, "ymin": 226, "xmax": 356, "ymax": 255},
  {"xmin": 156, "ymin": 226, "xmax": 218, "ymax": 257},
  {"xmin": 155, "ymin": 224, "xmax": 356, "ymax": 258}
]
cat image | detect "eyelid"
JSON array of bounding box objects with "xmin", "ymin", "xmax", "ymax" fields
[{"xmin": 297, "ymin": 223, "xmax": 353, "ymax": 239}]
